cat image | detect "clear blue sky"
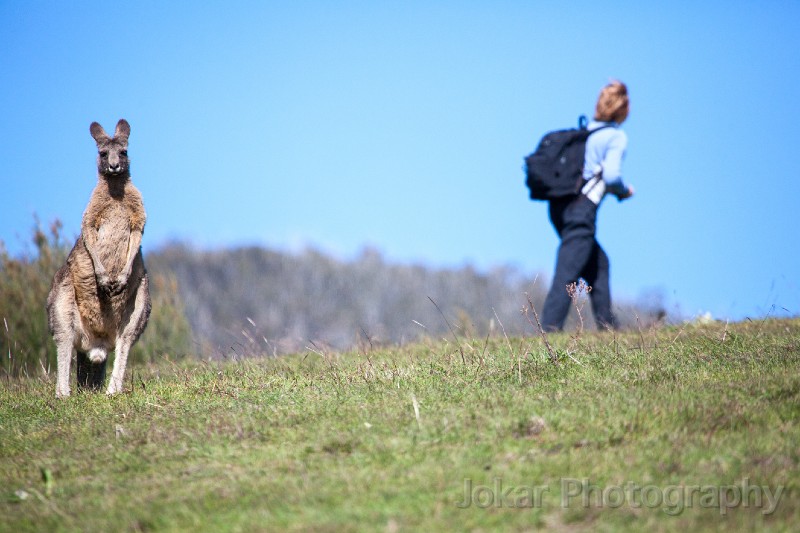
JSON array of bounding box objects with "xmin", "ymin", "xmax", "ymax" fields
[{"xmin": 1, "ymin": 1, "xmax": 798, "ymax": 321}]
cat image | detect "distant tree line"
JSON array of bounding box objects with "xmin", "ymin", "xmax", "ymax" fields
[
  {"xmin": 148, "ymin": 244, "xmax": 667, "ymax": 358},
  {"xmin": 1, "ymin": 219, "xmax": 668, "ymax": 375}
]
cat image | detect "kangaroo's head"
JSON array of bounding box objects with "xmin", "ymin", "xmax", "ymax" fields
[{"xmin": 90, "ymin": 119, "xmax": 130, "ymax": 177}]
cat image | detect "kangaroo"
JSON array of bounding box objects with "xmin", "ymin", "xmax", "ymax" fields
[{"xmin": 47, "ymin": 119, "xmax": 151, "ymax": 397}]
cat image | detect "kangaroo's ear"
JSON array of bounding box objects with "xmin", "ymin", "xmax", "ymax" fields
[
  {"xmin": 115, "ymin": 119, "xmax": 130, "ymax": 141},
  {"xmin": 90, "ymin": 122, "xmax": 109, "ymax": 144}
]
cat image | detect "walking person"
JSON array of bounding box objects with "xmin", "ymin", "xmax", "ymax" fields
[{"xmin": 541, "ymin": 80, "xmax": 634, "ymax": 331}]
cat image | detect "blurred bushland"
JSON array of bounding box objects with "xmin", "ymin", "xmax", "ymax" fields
[
  {"xmin": 2, "ymin": 219, "xmax": 669, "ymax": 374},
  {"xmin": 148, "ymin": 244, "xmax": 668, "ymax": 359},
  {"xmin": 0, "ymin": 219, "xmax": 193, "ymax": 377}
]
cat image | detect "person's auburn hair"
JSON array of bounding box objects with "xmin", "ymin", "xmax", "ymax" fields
[{"xmin": 594, "ymin": 80, "xmax": 629, "ymax": 123}]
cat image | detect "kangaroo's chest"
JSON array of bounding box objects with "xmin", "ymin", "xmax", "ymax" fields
[{"xmin": 96, "ymin": 202, "xmax": 133, "ymax": 273}]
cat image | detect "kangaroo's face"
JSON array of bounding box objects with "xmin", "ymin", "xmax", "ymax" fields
[{"xmin": 90, "ymin": 119, "xmax": 131, "ymax": 177}]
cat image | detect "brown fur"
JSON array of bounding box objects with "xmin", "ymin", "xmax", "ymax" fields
[
  {"xmin": 47, "ymin": 119, "xmax": 151, "ymax": 397},
  {"xmin": 71, "ymin": 179, "xmax": 146, "ymax": 335}
]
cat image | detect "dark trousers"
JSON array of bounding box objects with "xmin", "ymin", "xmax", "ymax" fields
[{"xmin": 541, "ymin": 195, "xmax": 616, "ymax": 331}]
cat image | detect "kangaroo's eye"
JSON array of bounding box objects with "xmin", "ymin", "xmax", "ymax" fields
[
  {"xmin": 99, "ymin": 151, "xmax": 108, "ymax": 157},
  {"xmin": 121, "ymin": 151, "xmax": 128, "ymax": 157}
]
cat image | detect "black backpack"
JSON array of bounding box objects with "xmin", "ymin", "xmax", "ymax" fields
[{"xmin": 524, "ymin": 115, "xmax": 611, "ymax": 200}]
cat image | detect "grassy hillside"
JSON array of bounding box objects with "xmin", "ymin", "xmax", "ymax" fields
[{"xmin": 1, "ymin": 319, "xmax": 798, "ymax": 532}]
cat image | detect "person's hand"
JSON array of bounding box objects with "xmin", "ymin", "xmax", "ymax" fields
[{"xmin": 617, "ymin": 185, "xmax": 635, "ymax": 201}]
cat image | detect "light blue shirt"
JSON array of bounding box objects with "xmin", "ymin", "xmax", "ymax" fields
[{"xmin": 580, "ymin": 120, "xmax": 629, "ymax": 204}]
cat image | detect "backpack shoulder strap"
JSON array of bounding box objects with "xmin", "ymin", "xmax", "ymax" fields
[
  {"xmin": 588, "ymin": 124, "xmax": 614, "ymax": 135},
  {"xmin": 577, "ymin": 115, "xmax": 614, "ymax": 137}
]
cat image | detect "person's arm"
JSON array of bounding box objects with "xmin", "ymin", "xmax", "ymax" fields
[{"xmin": 602, "ymin": 131, "xmax": 633, "ymax": 199}]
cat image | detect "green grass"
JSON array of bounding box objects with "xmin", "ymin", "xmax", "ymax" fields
[{"xmin": 1, "ymin": 319, "xmax": 798, "ymax": 532}]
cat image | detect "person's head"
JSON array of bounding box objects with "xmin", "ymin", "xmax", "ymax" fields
[{"xmin": 594, "ymin": 80, "xmax": 629, "ymax": 124}]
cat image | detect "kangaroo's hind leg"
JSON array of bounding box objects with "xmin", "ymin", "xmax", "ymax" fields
[
  {"xmin": 106, "ymin": 275, "xmax": 151, "ymax": 395},
  {"xmin": 49, "ymin": 267, "xmax": 78, "ymax": 399},
  {"xmin": 55, "ymin": 340, "xmax": 74, "ymax": 398}
]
